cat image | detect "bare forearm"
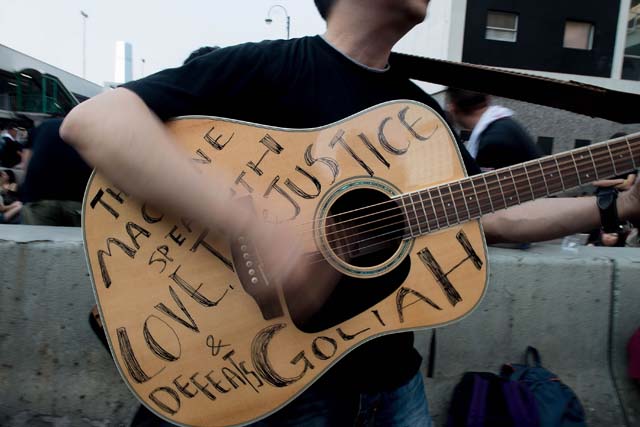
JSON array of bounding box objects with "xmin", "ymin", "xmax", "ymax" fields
[
  {"xmin": 61, "ymin": 88, "xmax": 248, "ymax": 234},
  {"xmin": 481, "ymin": 197, "xmax": 601, "ymax": 244}
]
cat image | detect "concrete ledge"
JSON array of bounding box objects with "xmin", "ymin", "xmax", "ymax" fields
[{"xmin": 1, "ymin": 225, "xmax": 639, "ymax": 426}]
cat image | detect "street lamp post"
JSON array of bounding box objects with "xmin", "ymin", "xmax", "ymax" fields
[
  {"xmin": 80, "ymin": 10, "xmax": 89, "ymax": 79},
  {"xmin": 265, "ymin": 4, "xmax": 290, "ymax": 40}
]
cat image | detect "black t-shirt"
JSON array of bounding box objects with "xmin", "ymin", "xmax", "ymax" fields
[
  {"xmin": 123, "ymin": 35, "xmax": 479, "ymax": 391},
  {"xmin": 21, "ymin": 118, "xmax": 92, "ymax": 204},
  {"xmin": 0, "ymin": 135, "xmax": 22, "ymax": 168},
  {"xmin": 475, "ymin": 117, "xmax": 542, "ymax": 170}
]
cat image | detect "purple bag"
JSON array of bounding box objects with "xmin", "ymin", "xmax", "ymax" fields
[{"xmin": 447, "ymin": 372, "xmax": 540, "ymax": 427}]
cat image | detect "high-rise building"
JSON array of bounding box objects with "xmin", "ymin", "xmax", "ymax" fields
[{"xmin": 114, "ymin": 41, "xmax": 133, "ymax": 84}]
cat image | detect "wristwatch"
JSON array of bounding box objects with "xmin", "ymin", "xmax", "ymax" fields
[{"xmin": 596, "ymin": 187, "xmax": 622, "ymax": 233}]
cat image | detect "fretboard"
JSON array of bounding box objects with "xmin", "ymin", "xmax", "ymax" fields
[{"xmin": 400, "ymin": 132, "xmax": 640, "ymax": 238}]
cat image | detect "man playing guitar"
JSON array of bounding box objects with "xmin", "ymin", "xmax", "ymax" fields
[{"xmin": 62, "ymin": 0, "xmax": 640, "ymax": 425}]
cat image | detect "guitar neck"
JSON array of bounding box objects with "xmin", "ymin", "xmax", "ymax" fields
[{"xmin": 400, "ymin": 133, "xmax": 640, "ymax": 237}]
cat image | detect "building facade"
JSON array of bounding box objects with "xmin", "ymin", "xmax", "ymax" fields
[{"xmin": 401, "ymin": 0, "xmax": 640, "ymax": 154}]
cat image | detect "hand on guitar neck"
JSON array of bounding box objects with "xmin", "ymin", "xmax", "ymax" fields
[{"xmin": 594, "ymin": 174, "xmax": 640, "ymax": 224}]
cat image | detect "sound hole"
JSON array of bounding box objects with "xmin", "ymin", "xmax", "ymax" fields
[{"xmin": 325, "ymin": 188, "xmax": 405, "ymax": 268}]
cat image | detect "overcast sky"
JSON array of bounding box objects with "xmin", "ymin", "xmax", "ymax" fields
[{"xmin": 0, "ymin": 0, "xmax": 449, "ymax": 91}]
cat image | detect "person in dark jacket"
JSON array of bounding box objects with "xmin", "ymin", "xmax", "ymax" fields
[
  {"xmin": 447, "ymin": 88, "xmax": 542, "ymax": 170},
  {"xmin": 21, "ymin": 118, "xmax": 92, "ymax": 226}
]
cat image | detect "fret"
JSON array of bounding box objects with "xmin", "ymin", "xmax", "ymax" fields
[
  {"xmin": 573, "ymin": 149, "xmax": 597, "ymax": 183},
  {"xmin": 436, "ymin": 186, "xmax": 452, "ymax": 226},
  {"xmin": 587, "ymin": 148, "xmax": 600, "ymax": 180},
  {"xmin": 610, "ymin": 140, "xmax": 635, "ymax": 172},
  {"xmin": 416, "ymin": 191, "xmax": 431, "ymax": 233},
  {"xmin": 399, "ymin": 194, "xmax": 419, "ymax": 238},
  {"xmin": 427, "ymin": 188, "xmax": 444, "ymax": 229},
  {"xmin": 480, "ymin": 174, "xmax": 496, "ymax": 212},
  {"xmin": 540, "ymin": 158, "xmax": 564, "ymax": 194},
  {"xmin": 508, "ymin": 168, "xmax": 521, "ymax": 205},
  {"xmin": 446, "ymin": 183, "xmax": 461, "ymax": 224},
  {"xmin": 552, "ymin": 157, "xmax": 567, "ymax": 191},
  {"xmin": 462, "ymin": 178, "xmax": 483, "ymax": 217},
  {"xmin": 568, "ymin": 152, "xmax": 583, "ymax": 187},
  {"xmin": 492, "ymin": 171, "xmax": 509, "ymax": 209},
  {"xmin": 520, "ymin": 165, "xmax": 536, "ymax": 200},
  {"xmin": 495, "ymin": 169, "xmax": 516, "ymax": 206},
  {"xmin": 591, "ymin": 144, "xmax": 615, "ymax": 179},
  {"xmin": 536, "ymin": 159, "xmax": 550, "ymax": 195},
  {"xmin": 426, "ymin": 189, "xmax": 440, "ymax": 230},
  {"xmin": 523, "ymin": 162, "xmax": 547, "ymax": 200},
  {"xmin": 626, "ymin": 138, "xmax": 638, "ymax": 169},
  {"xmin": 607, "ymin": 144, "xmax": 619, "ymax": 176},
  {"xmin": 408, "ymin": 192, "xmax": 424, "ymax": 236},
  {"xmin": 456, "ymin": 181, "xmax": 472, "ymax": 220},
  {"xmin": 469, "ymin": 178, "xmax": 484, "ymax": 216}
]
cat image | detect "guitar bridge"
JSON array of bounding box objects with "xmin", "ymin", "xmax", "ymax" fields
[{"xmin": 230, "ymin": 198, "xmax": 284, "ymax": 321}]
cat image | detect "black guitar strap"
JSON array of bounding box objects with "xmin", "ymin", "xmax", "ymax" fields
[{"xmin": 390, "ymin": 52, "xmax": 640, "ymax": 124}]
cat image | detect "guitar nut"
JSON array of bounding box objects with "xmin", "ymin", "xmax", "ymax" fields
[
  {"xmin": 240, "ymin": 245, "xmax": 248, "ymax": 251},
  {"xmin": 246, "ymin": 261, "xmax": 253, "ymax": 268},
  {"xmin": 248, "ymin": 269, "xmax": 255, "ymax": 276},
  {"xmin": 251, "ymin": 277, "xmax": 259, "ymax": 284},
  {"xmin": 243, "ymin": 253, "xmax": 250, "ymax": 259}
]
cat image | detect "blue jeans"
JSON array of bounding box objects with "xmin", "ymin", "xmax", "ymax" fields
[{"xmin": 250, "ymin": 371, "xmax": 432, "ymax": 427}]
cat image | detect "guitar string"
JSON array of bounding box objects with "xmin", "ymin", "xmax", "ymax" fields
[
  {"xmin": 287, "ymin": 137, "xmax": 639, "ymax": 231},
  {"xmin": 303, "ymin": 186, "xmax": 623, "ymax": 267},
  {"xmin": 300, "ymin": 148, "xmax": 638, "ymax": 254},
  {"xmin": 289, "ymin": 141, "xmax": 639, "ymax": 237},
  {"xmin": 297, "ymin": 143, "xmax": 639, "ymax": 246}
]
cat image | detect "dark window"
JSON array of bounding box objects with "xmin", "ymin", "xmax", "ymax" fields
[
  {"xmin": 574, "ymin": 139, "xmax": 591, "ymax": 149},
  {"xmin": 537, "ymin": 136, "xmax": 554, "ymax": 155},
  {"xmin": 563, "ymin": 21, "xmax": 594, "ymax": 50}
]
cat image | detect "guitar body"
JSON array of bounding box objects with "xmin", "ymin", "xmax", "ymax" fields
[{"xmin": 83, "ymin": 100, "xmax": 488, "ymax": 426}]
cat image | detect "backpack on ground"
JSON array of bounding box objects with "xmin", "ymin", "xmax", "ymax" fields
[
  {"xmin": 446, "ymin": 347, "xmax": 586, "ymax": 427},
  {"xmin": 502, "ymin": 347, "xmax": 586, "ymax": 427}
]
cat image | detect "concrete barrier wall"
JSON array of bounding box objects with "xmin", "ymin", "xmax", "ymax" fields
[{"xmin": 1, "ymin": 225, "xmax": 639, "ymax": 426}]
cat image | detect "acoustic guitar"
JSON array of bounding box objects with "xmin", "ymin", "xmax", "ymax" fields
[{"xmin": 83, "ymin": 100, "xmax": 639, "ymax": 426}]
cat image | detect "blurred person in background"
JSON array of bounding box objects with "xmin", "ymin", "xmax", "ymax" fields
[
  {"xmin": 21, "ymin": 118, "xmax": 91, "ymax": 226},
  {"xmin": 0, "ymin": 169, "xmax": 22, "ymax": 223},
  {"xmin": 0, "ymin": 123, "xmax": 23, "ymax": 168},
  {"xmin": 446, "ymin": 88, "xmax": 542, "ymax": 171}
]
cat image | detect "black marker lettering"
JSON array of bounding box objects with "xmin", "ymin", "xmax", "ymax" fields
[
  {"xmin": 204, "ymin": 125, "xmax": 233, "ymax": 150},
  {"xmin": 396, "ymin": 287, "xmax": 442, "ymax": 323},
  {"xmin": 304, "ymin": 144, "xmax": 339, "ymax": 184},
  {"xmin": 97, "ymin": 238, "xmax": 136, "ymax": 288},
  {"xmin": 141, "ymin": 203, "xmax": 164, "ymax": 224},
  {"xmin": 173, "ymin": 375, "xmax": 198, "ymax": 398},
  {"xmin": 263, "ymin": 176, "xmax": 301, "ymax": 222},
  {"xmin": 169, "ymin": 265, "xmax": 230, "ymax": 308},
  {"xmin": 149, "ymin": 387, "xmax": 180, "ymax": 415},
  {"xmin": 247, "ymin": 134, "xmax": 284, "ymax": 176},
  {"xmin": 190, "ymin": 372, "xmax": 217, "ymax": 400},
  {"xmin": 251, "ymin": 324, "xmax": 312, "ymax": 387},
  {"xmin": 285, "ymin": 166, "xmax": 321, "ymax": 199},
  {"xmin": 378, "ymin": 117, "xmax": 409, "ymax": 155},
  {"xmin": 143, "ymin": 315, "xmax": 182, "ymax": 362},
  {"xmin": 90, "ymin": 188, "xmax": 126, "ymax": 219},
  {"xmin": 398, "ymin": 106, "xmax": 438, "ymax": 142},
  {"xmin": 329, "ymin": 129, "xmax": 375, "ymax": 176},
  {"xmin": 311, "ymin": 336, "xmax": 338, "ymax": 360},
  {"xmin": 166, "ymin": 225, "xmax": 186, "ymax": 246},
  {"xmin": 117, "ymin": 327, "xmax": 163, "ymax": 384},
  {"xmin": 155, "ymin": 286, "xmax": 200, "ymax": 333},
  {"xmin": 190, "ymin": 230, "xmax": 234, "ymax": 272}
]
